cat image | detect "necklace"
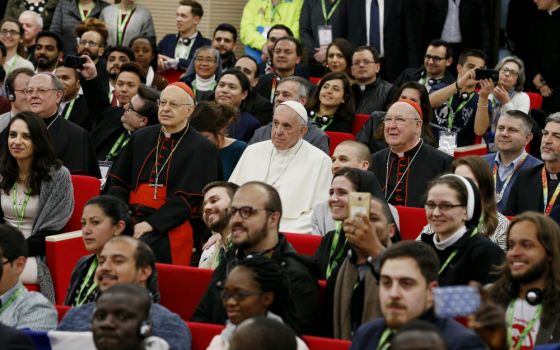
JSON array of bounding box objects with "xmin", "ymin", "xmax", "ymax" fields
[
  {"xmin": 264, "ymin": 140, "xmax": 304, "ymax": 186},
  {"xmin": 151, "ymin": 125, "xmax": 189, "ymax": 199},
  {"xmin": 384, "ymin": 139, "xmax": 424, "ymax": 202}
]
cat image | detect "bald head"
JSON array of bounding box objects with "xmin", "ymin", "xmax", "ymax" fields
[{"xmin": 332, "ymin": 140, "xmax": 371, "ymax": 174}]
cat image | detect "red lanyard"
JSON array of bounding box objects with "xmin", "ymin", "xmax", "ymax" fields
[{"xmin": 542, "ymin": 167, "xmax": 560, "ymax": 215}]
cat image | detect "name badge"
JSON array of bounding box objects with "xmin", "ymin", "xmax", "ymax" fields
[
  {"xmin": 98, "ymin": 160, "xmax": 113, "ymax": 190},
  {"xmin": 318, "ymin": 25, "xmax": 333, "ymax": 47},
  {"xmin": 438, "ymin": 131, "xmax": 457, "ymax": 156},
  {"xmin": 261, "ymin": 26, "xmax": 271, "ymax": 39}
]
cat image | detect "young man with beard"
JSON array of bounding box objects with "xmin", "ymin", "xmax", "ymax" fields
[
  {"xmin": 212, "ymin": 23, "xmax": 237, "ymax": 71},
  {"xmin": 75, "ymin": 18, "xmax": 109, "ymax": 93},
  {"xmin": 488, "ymin": 212, "xmax": 560, "ymax": 347},
  {"xmin": 192, "ymin": 181, "xmax": 320, "ymax": 333},
  {"xmin": 33, "ymin": 31, "xmax": 63, "ymax": 73},
  {"xmin": 105, "ymin": 46, "xmax": 135, "ymax": 106},
  {"xmin": 199, "ymin": 181, "xmax": 239, "ymax": 269}
]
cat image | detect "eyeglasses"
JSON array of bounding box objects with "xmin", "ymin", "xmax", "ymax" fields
[
  {"xmin": 78, "ymin": 39, "xmax": 99, "ymax": 47},
  {"xmin": 499, "ymin": 67, "xmax": 519, "ymax": 77},
  {"xmin": 425, "ymin": 202, "xmax": 464, "ymax": 212},
  {"xmin": 424, "ymin": 54, "xmax": 446, "ymax": 63},
  {"xmin": 1, "ymin": 29, "xmax": 20, "ymax": 37},
  {"xmin": 23, "ymin": 88, "xmax": 57, "ymax": 96},
  {"xmin": 157, "ymin": 99, "xmax": 191, "ymax": 109},
  {"xmin": 195, "ymin": 57, "xmax": 216, "ymax": 63},
  {"xmin": 220, "ymin": 290, "xmax": 263, "ymax": 302},
  {"xmin": 124, "ymin": 103, "xmax": 141, "ymax": 115},
  {"xmin": 382, "ymin": 116, "xmax": 419, "ymax": 126},
  {"xmin": 226, "ymin": 206, "xmax": 274, "ymax": 219},
  {"xmin": 351, "ymin": 60, "xmax": 376, "ymax": 67}
]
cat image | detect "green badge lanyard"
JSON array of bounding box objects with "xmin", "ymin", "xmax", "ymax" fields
[
  {"xmin": 321, "ymin": 0, "xmax": 341, "ymax": 24},
  {"xmin": 11, "ymin": 183, "xmax": 30, "ymax": 230},
  {"xmin": 117, "ymin": 6, "xmax": 136, "ymax": 46},
  {"xmin": 105, "ymin": 132, "xmax": 130, "ymax": 161},
  {"xmin": 0, "ymin": 285, "xmax": 24, "ymax": 314},
  {"xmin": 445, "ymin": 93, "xmax": 475, "ymax": 131},
  {"xmin": 78, "ymin": 2, "xmax": 93, "ymax": 21},
  {"xmin": 63, "ymin": 98, "xmax": 76, "ymax": 120},
  {"xmin": 74, "ymin": 259, "xmax": 98, "ymax": 306},
  {"xmin": 438, "ymin": 226, "xmax": 479, "ymax": 275},
  {"xmin": 326, "ymin": 221, "xmax": 345, "ymax": 280},
  {"xmin": 376, "ymin": 328, "xmax": 393, "ymax": 350},
  {"xmin": 506, "ymin": 300, "xmax": 542, "ymax": 350}
]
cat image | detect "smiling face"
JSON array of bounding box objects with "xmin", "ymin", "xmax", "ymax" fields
[
  {"xmin": 213, "ymin": 30, "xmax": 235, "ymax": 56},
  {"xmin": 194, "ymin": 48, "xmax": 218, "ymax": 79},
  {"xmin": 424, "ymin": 45, "xmax": 451, "ymax": 77},
  {"xmin": 326, "ymin": 45, "xmax": 348, "ymax": 73},
  {"xmin": 272, "ymin": 39, "xmax": 300, "ymax": 73},
  {"xmin": 106, "ymin": 51, "xmax": 131, "ymax": 80},
  {"xmin": 215, "ymin": 74, "xmax": 248, "ymax": 108},
  {"xmin": 115, "ymin": 71, "xmax": 141, "ymax": 106},
  {"xmin": 328, "ymin": 175, "xmax": 354, "ymax": 221},
  {"xmin": 35, "ymin": 36, "xmax": 61, "ymax": 70},
  {"xmin": 507, "ymin": 220, "xmax": 548, "ymax": 284},
  {"xmin": 8, "ymin": 119, "xmax": 34, "ymax": 161},
  {"xmin": 425, "ymin": 184, "xmax": 467, "ymax": 239},
  {"xmin": 319, "ymin": 78, "xmax": 345, "ymax": 109},
  {"xmin": 203, "ymin": 186, "xmax": 232, "ymax": 233},
  {"xmin": 1, "ymin": 21, "xmax": 22, "ymax": 50},
  {"xmin": 81, "ymin": 204, "xmax": 124, "ymax": 255},
  {"xmin": 495, "ymin": 115, "xmax": 531, "ymax": 155}
]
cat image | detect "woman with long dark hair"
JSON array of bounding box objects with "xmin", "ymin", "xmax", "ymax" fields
[{"xmin": 325, "ymin": 39, "xmax": 354, "ymax": 75}]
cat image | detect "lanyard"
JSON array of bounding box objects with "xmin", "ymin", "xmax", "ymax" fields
[
  {"xmin": 438, "ymin": 227, "xmax": 478, "ymax": 275},
  {"xmin": 270, "ymin": 75, "xmax": 279, "ymax": 103},
  {"xmin": 542, "ymin": 167, "xmax": 560, "ymax": 215},
  {"xmin": 446, "ymin": 93, "xmax": 475, "ymax": 130},
  {"xmin": 0, "ymin": 285, "xmax": 24, "ymax": 314},
  {"xmin": 321, "ymin": 0, "xmax": 341, "ymax": 23},
  {"xmin": 63, "ymin": 98, "xmax": 76, "ymax": 120},
  {"xmin": 78, "ymin": 2, "xmax": 93, "ymax": 21},
  {"xmin": 493, "ymin": 153, "xmax": 528, "ymax": 203},
  {"xmin": 11, "ymin": 183, "xmax": 30, "ymax": 229},
  {"xmin": 506, "ymin": 300, "xmax": 542, "ymax": 350},
  {"xmin": 7, "ymin": 55, "xmax": 19, "ymax": 75},
  {"xmin": 75, "ymin": 259, "xmax": 98, "ymax": 306},
  {"xmin": 105, "ymin": 132, "xmax": 130, "ymax": 161},
  {"xmin": 117, "ymin": 5, "xmax": 136, "ymax": 46},
  {"xmin": 376, "ymin": 328, "xmax": 393, "ymax": 350},
  {"xmin": 326, "ymin": 221, "xmax": 344, "ymax": 280}
]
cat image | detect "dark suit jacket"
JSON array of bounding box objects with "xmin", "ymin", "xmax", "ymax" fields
[
  {"xmin": 504, "ymin": 163, "xmax": 554, "ymax": 216},
  {"xmin": 0, "ymin": 324, "xmax": 33, "ymax": 350},
  {"xmin": 333, "ymin": 0, "xmax": 422, "ymax": 81},
  {"xmin": 393, "ymin": 67, "xmax": 455, "ymax": 90},
  {"xmin": 158, "ymin": 32, "xmax": 211, "ymax": 70},
  {"xmin": 62, "ymin": 95, "xmax": 94, "ymax": 131}
]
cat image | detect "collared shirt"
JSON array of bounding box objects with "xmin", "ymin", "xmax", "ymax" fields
[
  {"xmin": 175, "ymin": 32, "xmax": 198, "ymax": 59},
  {"xmin": 365, "ymin": 0, "xmax": 385, "ymax": 56},
  {"xmin": 494, "ymin": 151, "xmax": 527, "ymax": 182},
  {"xmin": 0, "ymin": 282, "xmax": 57, "ymax": 331},
  {"xmin": 441, "ymin": 0, "xmax": 462, "ymax": 43}
]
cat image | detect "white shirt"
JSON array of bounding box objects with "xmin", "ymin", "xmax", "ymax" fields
[
  {"xmin": 510, "ymin": 298, "xmax": 541, "ymax": 349},
  {"xmin": 365, "ymin": 0, "xmax": 385, "ymax": 56}
]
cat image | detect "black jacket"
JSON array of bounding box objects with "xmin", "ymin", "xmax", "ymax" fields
[
  {"xmin": 352, "ymin": 79, "xmax": 396, "ymax": 114},
  {"xmin": 393, "ymin": 67, "xmax": 455, "ymax": 91},
  {"xmin": 191, "ymin": 234, "xmax": 320, "ymax": 334}
]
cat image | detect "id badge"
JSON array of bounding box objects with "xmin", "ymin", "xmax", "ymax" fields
[
  {"xmin": 98, "ymin": 160, "xmax": 113, "ymax": 190},
  {"xmin": 261, "ymin": 26, "xmax": 271, "ymax": 39},
  {"xmin": 318, "ymin": 25, "xmax": 333, "ymax": 47},
  {"xmin": 438, "ymin": 131, "xmax": 457, "ymax": 156}
]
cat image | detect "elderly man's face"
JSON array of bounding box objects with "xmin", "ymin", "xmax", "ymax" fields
[
  {"xmin": 383, "ymin": 103, "xmax": 422, "ymax": 153},
  {"xmin": 19, "ymin": 13, "xmax": 42, "ymax": 43},
  {"xmin": 271, "ymin": 104, "xmax": 307, "ymax": 150},
  {"xmin": 158, "ymin": 86, "xmax": 194, "ymax": 133},
  {"xmin": 26, "ymin": 74, "xmax": 63, "ymax": 118}
]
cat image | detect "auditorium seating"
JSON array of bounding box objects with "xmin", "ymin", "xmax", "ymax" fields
[
  {"xmin": 160, "ymin": 69, "xmax": 184, "ymax": 84},
  {"xmin": 352, "ymin": 114, "xmax": 370, "ymax": 136},
  {"xmin": 309, "ymin": 77, "xmax": 321, "ymax": 85},
  {"xmin": 326, "ymin": 131, "xmax": 355, "ymax": 156},
  {"xmin": 156, "ymin": 263, "xmax": 214, "ymax": 321},
  {"xmin": 64, "ymin": 175, "xmax": 101, "ymax": 233},
  {"xmin": 527, "ymin": 92, "xmax": 543, "ymax": 111},
  {"xmin": 55, "ymin": 304, "xmax": 71, "ymax": 322},
  {"xmin": 395, "ymin": 206, "xmax": 427, "ymax": 240},
  {"xmin": 284, "ymin": 232, "xmax": 321, "ymax": 256},
  {"xmin": 303, "ymin": 335, "xmax": 351, "ymax": 350}
]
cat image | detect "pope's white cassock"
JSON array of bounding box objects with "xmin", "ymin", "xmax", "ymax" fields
[{"xmin": 229, "ymin": 138, "xmax": 332, "ymax": 233}]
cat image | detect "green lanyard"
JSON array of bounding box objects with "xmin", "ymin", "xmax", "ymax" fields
[
  {"xmin": 438, "ymin": 227, "xmax": 478, "ymax": 275},
  {"xmin": 376, "ymin": 328, "xmax": 393, "ymax": 350},
  {"xmin": 11, "ymin": 183, "xmax": 30, "ymax": 229},
  {"xmin": 321, "ymin": 0, "xmax": 341, "ymax": 23},
  {"xmin": 78, "ymin": 2, "xmax": 93, "ymax": 21},
  {"xmin": 326, "ymin": 221, "xmax": 344, "ymax": 280},
  {"xmin": 0, "ymin": 285, "xmax": 24, "ymax": 314},
  {"xmin": 506, "ymin": 300, "xmax": 542, "ymax": 350},
  {"xmin": 7, "ymin": 55, "xmax": 19, "ymax": 75},
  {"xmin": 105, "ymin": 132, "xmax": 130, "ymax": 161},
  {"xmin": 63, "ymin": 98, "xmax": 76, "ymax": 120},
  {"xmin": 75, "ymin": 259, "xmax": 98, "ymax": 306},
  {"xmin": 446, "ymin": 93, "xmax": 475, "ymax": 130},
  {"xmin": 117, "ymin": 6, "xmax": 136, "ymax": 46}
]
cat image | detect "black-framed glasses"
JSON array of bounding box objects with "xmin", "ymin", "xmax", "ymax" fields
[
  {"xmin": 424, "ymin": 54, "xmax": 446, "ymax": 63},
  {"xmin": 124, "ymin": 103, "xmax": 141, "ymax": 115},
  {"xmin": 220, "ymin": 290, "xmax": 263, "ymax": 302},
  {"xmin": 226, "ymin": 206, "xmax": 274, "ymax": 219},
  {"xmin": 425, "ymin": 202, "xmax": 464, "ymax": 212}
]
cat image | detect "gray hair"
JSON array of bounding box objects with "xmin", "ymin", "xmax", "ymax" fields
[
  {"xmin": 277, "ymin": 76, "xmax": 310, "ymax": 99},
  {"xmin": 35, "ymin": 72, "xmax": 65, "ymax": 92},
  {"xmin": 185, "ymin": 45, "xmax": 222, "ymax": 78},
  {"xmin": 19, "ymin": 10, "xmax": 43, "ymax": 29},
  {"xmin": 495, "ymin": 56, "xmax": 525, "ymax": 92},
  {"xmin": 546, "ymin": 112, "xmax": 560, "ymax": 125}
]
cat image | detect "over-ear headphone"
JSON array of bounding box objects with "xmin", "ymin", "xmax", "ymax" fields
[
  {"xmin": 177, "ymin": 36, "xmax": 191, "ymax": 46},
  {"xmin": 459, "ymin": 91, "xmax": 471, "ymax": 101},
  {"xmin": 428, "ymin": 78, "xmax": 437, "ymax": 86},
  {"xmin": 525, "ymin": 288, "xmax": 543, "ymax": 306},
  {"xmin": 138, "ymin": 320, "xmax": 151, "ymax": 339},
  {"xmin": 310, "ymin": 110, "xmax": 331, "ymax": 127},
  {"xmin": 5, "ymin": 81, "xmax": 15, "ymax": 102}
]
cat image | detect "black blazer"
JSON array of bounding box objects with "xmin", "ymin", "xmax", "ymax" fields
[
  {"xmin": 0, "ymin": 324, "xmax": 33, "ymax": 350},
  {"xmin": 504, "ymin": 163, "xmax": 554, "ymax": 216},
  {"xmin": 157, "ymin": 32, "xmax": 211, "ymax": 70}
]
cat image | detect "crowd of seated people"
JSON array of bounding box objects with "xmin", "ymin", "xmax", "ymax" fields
[{"xmin": 0, "ymin": 0, "xmax": 558, "ymax": 349}]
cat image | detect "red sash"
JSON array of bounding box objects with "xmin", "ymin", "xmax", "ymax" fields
[{"xmin": 130, "ymin": 184, "xmax": 192, "ymax": 266}]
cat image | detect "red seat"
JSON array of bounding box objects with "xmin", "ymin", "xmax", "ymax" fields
[
  {"xmin": 453, "ymin": 144, "xmax": 488, "ymax": 158},
  {"xmin": 45, "ymin": 231, "xmax": 89, "ymax": 304},
  {"xmin": 395, "ymin": 206, "xmax": 428, "ymax": 240},
  {"xmin": 187, "ymin": 321, "xmax": 224, "ymax": 350},
  {"xmin": 284, "ymin": 233, "xmax": 321, "ymax": 256},
  {"xmin": 157, "ymin": 263, "xmax": 213, "ymax": 321},
  {"xmin": 326, "ymin": 132, "xmax": 355, "ymax": 156},
  {"xmin": 352, "ymin": 114, "xmax": 370, "ymax": 136},
  {"xmin": 55, "ymin": 305, "xmax": 71, "ymax": 322},
  {"xmin": 304, "ymin": 335, "xmax": 352, "ymax": 350},
  {"xmin": 24, "ymin": 283, "xmax": 39, "ymax": 292},
  {"xmin": 527, "ymin": 92, "xmax": 543, "ymax": 110},
  {"xmin": 160, "ymin": 69, "xmax": 184, "ymax": 84},
  {"xmin": 309, "ymin": 77, "xmax": 321, "ymax": 85},
  {"xmin": 64, "ymin": 175, "xmax": 101, "ymax": 232}
]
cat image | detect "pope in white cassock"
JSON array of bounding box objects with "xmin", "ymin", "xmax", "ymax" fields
[{"xmin": 229, "ymin": 100, "xmax": 332, "ymax": 233}]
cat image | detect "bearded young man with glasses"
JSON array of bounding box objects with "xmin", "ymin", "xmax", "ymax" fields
[{"xmin": 193, "ymin": 181, "xmax": 320, "ymax": 335}]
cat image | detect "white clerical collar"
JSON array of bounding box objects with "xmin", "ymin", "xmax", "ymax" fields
[
  {"xmin": 433, "ymin": 226, "xmax": 467, "ymax": 250},
  {"xmin": 496, "ymin": 150, "xmax": 526, "ymax": 168},
  {"xmin": 274, "ymin": 139, "xmax": 303, "ymax": 155},
  {"xmin": 195, "ymin": 74, "xmax": 216, "ymax": 91}
]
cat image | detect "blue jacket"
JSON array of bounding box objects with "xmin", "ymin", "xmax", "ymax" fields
[
  {"xmin": 350, "ymin": 310, "xmax": 486, "ymax": 350},
  {"xmin": 481, "ymin": 152, "xmax": 543, "ymax": 213},
  {"xmin": 158, "ymin": 32, "xmax": 211, "ymax": 70}
]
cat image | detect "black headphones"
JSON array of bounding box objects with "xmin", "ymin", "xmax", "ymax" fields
[
  {"xmin": 177, "ymin": 35, "xmax": 191, "ymax": 46},
  {"xmin": 420, "ymin": 70, "xmax": 439, "ymax": 86},
  {"xmin": 138, "ymin": 320, "xmax": 151, "ymax": 339},
  {"xmin": 459, "ymin": 91, "xmax": 471, "ymax": 101},
  {"xmin": 5, "ymin": 81, "xmax": 15, "ymax": 102},
  {"xmin": 525, "ymin": 288, "xmax": 543, "ymax": 306},
  {"xmin": 310, "ymin": 110, "xmax": 331, "ymax": 127}
]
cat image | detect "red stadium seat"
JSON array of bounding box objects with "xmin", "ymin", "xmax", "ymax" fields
[
  {"xmin": 309, "ymin": 77, "xmax": 321, "ymax": 85},
  {"xmin": 187, "ymin": 322, "xmax": 224, "ymax": 350},
  {"xmin": 157, "ymin": 263, "xmax": 213, "ymax": 321},
  {"xmin": 352, "ymin": 114, "xmax": 370, "ymax": 135},
  {"xmin": 64, "ymin": 175, "xmax": 101, "ymax": 232},
  {"xmin": 24, "ymin": 283, "xmax": 39, "ymax": 292},
  {"xmin": 160, "ymin": 69, "xmax": 184, "ymax": 84},
  {"xmin": 284, "ymin": 233, "xmax": 321, "ymax": 256},
  {"xmin": 55, "ymin": 305, "xmax": 71, "ymax": 322},
  {"xmin": 453, "ymin": 144, "xmax": 488, "ymax": 158},
  {"xmin": 45, "ymin": 231, "xmax": 89, "ymax": 304},
  {"xmin": 303, "ymin": 335, "xmax": 352, "ymax": 350},
  {"xmin": 527, "ymin": 92, "xmax": 543, "ymax": 110},
  {"xmin": 395, "ymin": 206, "xmax": 428, "ymax": 240},
  {"xmin": 326, "ymin": 132, "xmax": 355, "ymax": 156}
]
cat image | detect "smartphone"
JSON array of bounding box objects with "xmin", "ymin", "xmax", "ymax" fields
[
  {"xmin": 64, "ymin": 55, "xmax": 85, "ymax": 70},
  {"xmin": 348, "ymin": 192, "xmax": 371, "ymax": 219},
  {"xmin": 433, "ymin": 285, "xmax": 481, "ymax": 318},
  {"xmin": 475, "ymin": 69, "xmax": 499, "ymax": 83}
]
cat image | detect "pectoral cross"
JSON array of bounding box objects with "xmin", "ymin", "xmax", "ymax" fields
[{"xmin": 150, "ymin": 177, "xmax": 163, "ymax": 200}]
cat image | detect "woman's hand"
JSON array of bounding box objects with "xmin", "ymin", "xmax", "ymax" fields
[
  {"xmin": 134, "ymin": 221, "xmax": 154, "ymax": 239},
  {"xmin": 342, "ymin": 213, "xmax": 385, "ymax": 260},
  {"xmin": 493, "ymin": 85, "xmax": 510, "ymax": 105}
]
